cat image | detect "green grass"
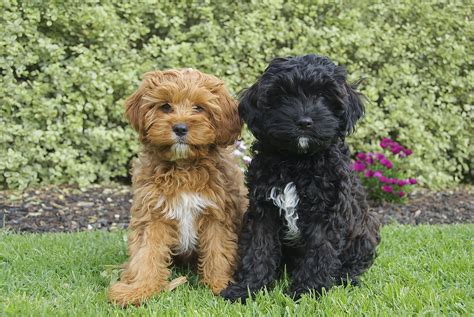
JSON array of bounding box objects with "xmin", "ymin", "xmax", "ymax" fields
[{"xmin": 0, "ymin": 225, "xmax": 472, "ymax": 316}]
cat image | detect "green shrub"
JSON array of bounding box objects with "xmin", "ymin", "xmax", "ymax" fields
[{"xmin": 1, "ymin": 1, "xmax": 472, "ymax": 189}]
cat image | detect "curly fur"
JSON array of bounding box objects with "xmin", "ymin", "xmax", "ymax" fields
[
  {"xmin": 108, "ymin": 68, "xmax": 247, "ymax": 306},
  {"xmin": 220, "ymin": 54, "xmax": 381, "ymax": 302}
]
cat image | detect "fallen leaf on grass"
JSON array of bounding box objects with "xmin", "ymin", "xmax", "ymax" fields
[{"xmin": 165, "ymin": 276, "xmax": 188, "ymax": 291}]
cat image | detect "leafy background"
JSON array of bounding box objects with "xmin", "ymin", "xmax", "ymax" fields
[{"xmin": 1, "ymin": 1, "xmax": 472, "ymax": 189}]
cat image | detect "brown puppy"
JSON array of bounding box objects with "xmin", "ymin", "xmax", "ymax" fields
[{"xmin": 108, "ymin": 69, "xmax": 247, "ymax": 306}]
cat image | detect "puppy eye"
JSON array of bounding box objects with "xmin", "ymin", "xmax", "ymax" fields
[
  {"xmin": 160, "ymin": 103, "xmax": 173, "ymax": 113},
  {"xmin": 193, "ymin": 105, "xmax": 205, "ymax": 113}
]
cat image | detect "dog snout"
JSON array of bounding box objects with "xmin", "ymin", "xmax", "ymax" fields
[
  {"xmin": 172, "ymin": 123, "xmax": 188, "ymax": 137},
  {"xmin": 297, "ymin": 117, "xmax": 313, "ymax": 129}
]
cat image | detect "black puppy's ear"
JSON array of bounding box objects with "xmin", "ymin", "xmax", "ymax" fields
[
  {"xmin": 267, "ymin": 56, "xmax": 291, "ymax": 68},
  {"xmin": 239, "ymin": 56, "xmax": 292, "ymax": 131},
  {"xmin": 342, "ymin": 79, "xmax": 365, "ymax": 135},
  {"xmin": 238, "ymin": 81, "xmax": 260, "ymax": 130}
]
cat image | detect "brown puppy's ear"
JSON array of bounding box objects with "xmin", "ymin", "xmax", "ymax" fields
[
  {"xmin": 124, "ymin": 85, "xmax": 144, "ymax": 132},
  {"xmin": 205, "ymin": 77, "xmax": 242, "ymax": 146},
  {"xmin": 124, "ymin": 71, "xmax": 162, "ymax": 135}
]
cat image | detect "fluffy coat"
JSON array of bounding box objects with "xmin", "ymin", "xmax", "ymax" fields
[
  {"xmin": 109, "ymin": 69, "xmax": 247, "ymax": 306},
  {"xmin": 221, "ymin": 55, "xmax": 381, "ymax": 301}
]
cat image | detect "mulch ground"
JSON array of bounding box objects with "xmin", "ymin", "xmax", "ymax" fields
[{"xmin": 0, "ymin": 184, "xmax": 472, "ymax": 233}]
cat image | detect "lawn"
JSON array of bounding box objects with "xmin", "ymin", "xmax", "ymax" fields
[{"xmin": 0, "ymin": 225, "xmax": 472, "ymax": 316}]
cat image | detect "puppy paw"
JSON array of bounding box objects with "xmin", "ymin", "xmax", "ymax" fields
[
  {"xmin": 204, "ymin": 278, "xmax": 231, "ymax": 295},
  {"xmin": 287, "ymin": 284, "xmax": 323, "ymax": 301},
  {"xmin": 337, "ymin": 276, "xmax": 359, "ymax": 287},
  {"xmin": 286, "ymin": 287, "xmax": 304, "ymax": 301},
  {"xmin": 108, "ymin": 281, "xmax": 159, "ymax": 307},
  {"xmin": 220, "ymin": 284, "xmax": 251, "ymax": 303}
]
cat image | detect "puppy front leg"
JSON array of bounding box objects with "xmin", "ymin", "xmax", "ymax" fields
[
  {"xmin": 108, "ymin": 220, "xmax": 176, "ymax": 307},
  {"xmin": 220, "ymin": 202, "xmax": 282, "ymax": 303},
  {"xmin": 287, "ymin": 225, "xmax": 341, "ymax": 300},
  {"xmin": 198, "ymin": 216, "xmax": 238, "ymax": 294}
]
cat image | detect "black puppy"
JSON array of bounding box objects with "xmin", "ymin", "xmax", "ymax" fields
[{"xmin": 221, "ymin": 54, "xmax": 380, "ymax": 302}]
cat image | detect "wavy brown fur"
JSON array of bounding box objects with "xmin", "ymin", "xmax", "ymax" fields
[{"xmin": 108, "ymin": 69, "xmax": 247, "ymax": 306}]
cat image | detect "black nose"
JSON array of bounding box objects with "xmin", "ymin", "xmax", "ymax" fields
[
  {"xmin": 172, "ymin": 123, "xmax": 188, "ymax": 136},
  {"xmin": 297, "ymin": 117, "xmax": 313, "ymax": 129}
]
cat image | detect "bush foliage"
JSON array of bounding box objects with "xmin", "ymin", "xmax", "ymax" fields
[{"xmin": 1, "ymin": 1, "xmax": 472, "ymax": 189}]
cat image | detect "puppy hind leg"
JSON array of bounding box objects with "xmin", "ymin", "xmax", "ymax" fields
[
  {"xmin": 338, "ymin": 213, "xmax": 380, "ymax": 286},
  {"xmin": 108, "ymin": 221, "xmax": 176, "ymax": 307},
  {"xmin": 338, "ymin": 230, "xmax": 380, "ymax": 286},
  {"xmin": 220, "ymin": 203, "xmax": 282, "ymax": 303}
]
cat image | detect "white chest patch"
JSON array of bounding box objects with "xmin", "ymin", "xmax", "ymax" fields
[
  {"xmin": 158, "ymin": 193, "xmax": 213, "ymax": 254},
  {"xmin": 269, "ymin": 182, "xmax": 300, "ymax": 241},
  {"xmin": 170, "ymin": 143, "xmax": 190, "ymax": 161},
  {"xmin": 298, "ymin": 137, "xmax": 309, "ymax": 153}
]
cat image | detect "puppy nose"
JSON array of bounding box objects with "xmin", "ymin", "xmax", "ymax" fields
[
  {"xmin": 172, "ymin": 123, "xmax": 188, "ymax": 136},
  {"xmin": 297, "ymin": 117, "xmax": 313, "ymax": 129}
]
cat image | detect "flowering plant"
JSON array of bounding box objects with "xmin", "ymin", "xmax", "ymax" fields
[
  {"xmin": 233, "ymin": 140, "xmax": 252, "ymax": 171},
  {"xmin": 352, "ymin": 138, "xmax": 417, "ymax": 203}
]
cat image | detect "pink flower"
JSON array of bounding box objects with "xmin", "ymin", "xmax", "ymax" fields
[
  {"xmin": 380, "ymin": 138, "xmax": 397, "ymax": 149},
  {"xmin": 391, "ymin": 146, "xmax": 402, "ymax": 155},
  {"xmin": 398, "ymin": 191, "xmax": 405, "ymax": 197},
  {"xmin": 379, "ymin": 176, "xmax": 389, "ymax": 183},
  {"xmin": 380, "ymin": 158, "xmax": 393, "ymax": 169},
  {"xmin": 373, "ymin": 171, "xmax": 382, "ymax": 178},
  {"xmin": 238, "ymin": 142, "xmax": 248, "ymax": 151},
  {"xmin": 375, "ymin": 153, "xmax": 385, "ymax": 160},
  {"xmin": 397, "ymin": 179, "xmax": 408, "ymax": 186},
  {"xmin": 233, "ymin": 149, "xmax": 243, "ymax": 157},
  {"xmin": 356, "ymin": 153, "xmax": 366, "ymax": 160},
  {"xmin": 353, "ymin": 161, "xmax": 366, "ymax": 172},
  {"xmin": 404, "ymin": 149, "xmax": 413, "ymax": 156},
  {"xmin": 388, "ymin": 178, "xmax": 398, "ymax": 184},
  {"xmin": 242, "ymin": 155, "xmax": 252, "ymax": 165},
  {"xmin": 365, "ymin": 156, "xmax": 374, "ymax": 165},
  {"xmin": 409, "ymin": 178, "xmax": 417, "ymax": 184},
  {"xmin": 364, "ymin": 169, "xmax": 374, "ymax": 177},
  {"xmin": 390, "ymin": 139, "xmax": 401, "ymax": 147},
  {"xmin": 381, "ymin": 185, "xmax": 393, "ymax": 193}
]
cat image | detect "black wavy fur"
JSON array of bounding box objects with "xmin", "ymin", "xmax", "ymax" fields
[{"xmin": 221, "ymin": 54, "xmax": 381, "ymax": 302}]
